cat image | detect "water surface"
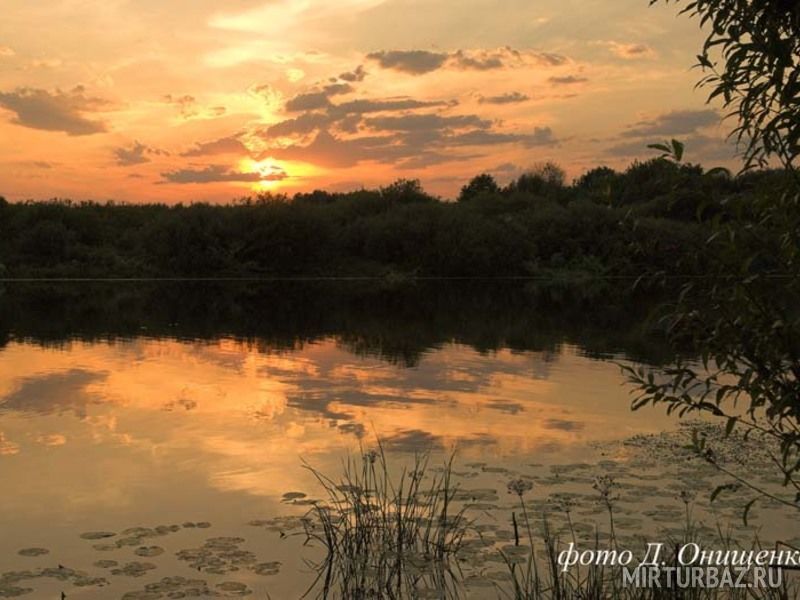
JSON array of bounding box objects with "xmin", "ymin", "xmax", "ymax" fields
[{"xmin": 0, "ymin": 282, "xmax": 795, "ymax": 598}]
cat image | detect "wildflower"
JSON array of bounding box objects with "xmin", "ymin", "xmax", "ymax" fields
[{"xmin": 507, "ymin": 478, "xmax": 534, "ymax": 497}]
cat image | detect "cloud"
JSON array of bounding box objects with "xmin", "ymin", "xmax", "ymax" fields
[
  {"xmin": 338, "ymin": 65, "xmax": 367, "ymax": 82},
  {"xmin": 548, "ymin": 75, "xmax": 587, "ymax": 85},
  {"xmin": 366, "ymin": 50, "xmax": 449, "ymax": 74},
  {"xmin": 163, "ymin": 94, "xmax": 226, "ymax": 120},
  {"xmin": 284, "ymin": 83, "xmax": 355, "ymax": 112},
  {"xmin": 450, "ymin": 126, "xmax": 557, "ymax": 148},
  {"xmin": 256, "ymin": 61, "xmax": 558, "ymax": 170},
  {"xmin": 0, "ymin": 46, "xmax": 15, "ymax": 58},
  {"xmin": 181, "ymin": 135, "xmax": 249, "ymax": 157},
  {"xmin": 161, "ymin": 164, "xmax": 267, "ymax": 184},
  {"xmin": 604, "ymin": 41, "xmax": 656, "ymax": 59},
  {"xmin": 267, "ymin": 130, "xmax": 385, "ymax": 168},
  {"xmin": 620, "ymin": 109, "xmax": 720, "ymax": 138},
  {"xmin": 285, "ymin": 91, "xmax": 332, "ymax": 112},
  {"xmin": 331, "ymin": 98, "xmax": 452, "ymax": 116},
  {"xmin": 163, "ymin": 93, "xmax": 196, "ymax": 115},
  {"xmin": 452, "ymin": 49, "xmax": 506, "ymax": 70},
  {"xmin": 323, "ymin": 83, "xmax": 354, "ymax": 96},
  {"xmin": 0, "ymin": 86, "xmax": 108, "ymax": 136},
  {"xmin": 478, "ymin": 91, "xmax": 530, "ymax": 105},
  {"xmin": 113, "ymin": 141, "xmax": 168, "ymax": 166},
  {"xmin": 364, "ymin": 113, "xmax": 491, "ymax": 132},
  {"xmin": 263, "ymin": 97, "xmax": 453, "ymax": 138},
  {"xmin": 494, "ymin": 162, "xmax": 521, "ymax": 173},
  {"xmin": 266, "ymin": 112, "xmax": 334, "ymax": 137},
  {"xmin": 396, "ymin": 152, "xmax": 461, "ymax": 169},
  {"xmin": 367, "ymin": 47, "xmax": 568, "ymax": 75},
  {"xmin": 25, "ymin": 161, "xmax": 57, "ymax": 169},
  {"xmin": 265, "ymin": 120, "xmax": 557, "ymax": 170}
]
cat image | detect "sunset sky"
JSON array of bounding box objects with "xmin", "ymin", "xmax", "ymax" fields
[{"xmin": 0, "ymin": 0, "xmax": 739, "ymax": 202}]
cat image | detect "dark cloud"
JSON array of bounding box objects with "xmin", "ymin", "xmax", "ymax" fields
[
  {"xmin": 285, "ymin": 91, "xmax": 332, "ymax": 112},
  {"xmin": 256, "ymin": 61, "xmax": 558, "ymax": 169},
  {"xmin": 368, "ymin": 48, "xmax": 568, "ymax": 75},
  {"xmin": 450, "ymin": 126, "xmax": 556, "ymax": 148},
  {"xmin": 181, "ymin": 134, "xmax": 249, "ymax": 157},
  {"xmin": 620, "ymin": 109, "xmax": 720, "ymax": 138},
  {"xmin": 266, "ymin": 122, "xmax": 557, "ymax": 170},
  {"xmin": 0, "ymin": 86, "xmax": 108, "ymax": 135},
  {"xmin": 323, "ymin": 83, "xmax": 354, "ymax": 96},
  {"xmin": 537, "ymin": 53, "xmax": 569, "ymax": 66},
  {"xmin": 396, "ymin": 152, "xmax": 457, "ymax": 170},
  {"xmin": 264, "ymin": 98, "xmax": 453, "ymax": 138},
  {"xmin": 494, "ymin": 162, "xmax": 521, "ymax": 173},
  {"xmin": 114, "ymin": 141, "xmax": 168, "ymax": 166},
  {"xmin": 331, "ymin": 98, "xmax": 452, "ymax": 116},
  {"xmin": 266, "ymin": 112, "xmax": 334, "ymax": 137},
  {"xmin": 160, "ymin": 164, "xmax": 269, "ymax": 184},
  {"xmin": 478, "ymin": 92, "xmax": 530, "ymax": 105},
  {"xmin": 30, "ymin": 161, "xmax": 56, "ymax": 169},
  {"xmin": 366, "ymin": 50, "xmax": 449, "ymax": 74},
  {"xmin": 605, "ymin": 42, "xmax": 656, "ymax": 59},
  {"xmin": 163, "ymin": 94, "xmax": 226, "ymax": 119},
  {"xmin": 452, "ymin": 49, "xmax": 506, "ymax": 70},
  {"xmin": 548, "ymin": 75, "xmax": 588, "ymax": 85},
  {"xmin": 267, "ymin": 130, "xmax": 389, "ymax": 168},
  {"xmin": 624, "ymin": 44, "xmax": 651, "ymax": 56},
  {"xmin": 338, "ymin": 65, "xmax": 367, "ymax": 82},
  {"xmin": 364, "ymin": 113, "xmax": 491, "ymax": 132}
]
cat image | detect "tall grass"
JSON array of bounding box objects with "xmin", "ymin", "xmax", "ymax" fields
[
  {"xmin": 300, "ymin": 444, "xmax": 469, "ymax": 599},
  {"xmin": 500, "ymin": 477, "xmax": 795, "ymax": 600},
  {"xmin": 299, "ymin": 450, "xmax": 796, "ymax": 599}
]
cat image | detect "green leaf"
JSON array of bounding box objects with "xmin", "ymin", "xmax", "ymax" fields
[
  {"xmin": 647, "ymin": 143, "xmax": 671, "ymax": 153},
  {"xmin": 671, "ymin": 139, "xmax": 685, "ymax": 162}
]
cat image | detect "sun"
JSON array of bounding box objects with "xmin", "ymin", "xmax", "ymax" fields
[
  {"xmin": 239, "ymin": 157, "xmax": 288, "ymax": 191},
  {"xmin": 239, "ymin": 156, "xmax": 324, "ymax": 192}
]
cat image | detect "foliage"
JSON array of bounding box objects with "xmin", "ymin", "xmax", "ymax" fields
[
  {"xmin": 652, "ymin": 0, "xmax": 800, "ymax": 170},
  {"xmin": 458, "ymin": 173, "xmax": 500, "ymax": 202},
  {"xmin": 0, "ymin": 163, "xmax": 784, "ymax": 280},
  {"xmin": 626, "ymin": 0, "xmax": 800, "ymax": 517}
]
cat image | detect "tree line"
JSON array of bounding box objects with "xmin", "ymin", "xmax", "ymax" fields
[{"xmin": 0, "ymin": 157, "xmax": 792, "ymax": 278}]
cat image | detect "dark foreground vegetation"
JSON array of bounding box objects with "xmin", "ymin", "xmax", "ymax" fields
[{"xmin": 0, "ymin": 159, "xmax": 795, "ymax": 279}]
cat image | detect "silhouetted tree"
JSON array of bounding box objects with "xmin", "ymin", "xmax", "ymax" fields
[
  {"xmin": 458, "ymin": 173, "xmax": 500, "ymax": 202},
  {"xmin": 507, "ymin": 162, "xmax": 566, "ymax": 196}
]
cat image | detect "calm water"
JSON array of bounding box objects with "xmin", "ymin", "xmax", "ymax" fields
[{"xmin": 0, "ymin": 282, "xmax": 796, "ymax": 598}]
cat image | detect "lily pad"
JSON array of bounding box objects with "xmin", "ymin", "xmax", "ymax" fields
[{"xmin": 17, "ymin": 548, "xmax": 48, "ymax": 557}]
